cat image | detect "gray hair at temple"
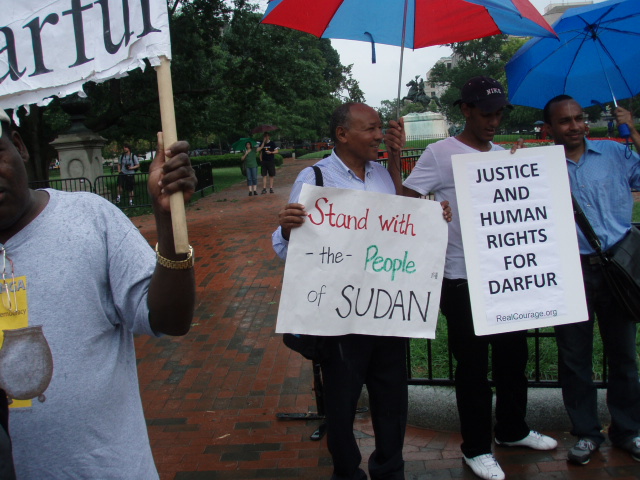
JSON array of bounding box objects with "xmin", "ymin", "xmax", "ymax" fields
[
  {"xmin": 329, "ymin": 102, "xmax": 358, "ymax": 144},
  {"xmin": 0, "ymin": 110, "xmax": 10, "ymax": 138}
]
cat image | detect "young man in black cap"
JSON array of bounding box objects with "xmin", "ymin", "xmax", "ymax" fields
[{"xmin": 385, "ymin": 76, "xmax": 557, "ymax": 480}]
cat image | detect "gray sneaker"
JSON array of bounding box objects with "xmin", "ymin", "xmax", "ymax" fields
[
  {"xmin": 617, "ymin": 436, "xmax": 640, "ymax": 462},
  {"xmin": 568, "ymin": 438, "xmax": 598, "ymax": 465}
]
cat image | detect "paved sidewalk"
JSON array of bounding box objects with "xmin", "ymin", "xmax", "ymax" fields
[{"xmin": 133, "ymin": 157, "xmax": 640, "ymax": 480}]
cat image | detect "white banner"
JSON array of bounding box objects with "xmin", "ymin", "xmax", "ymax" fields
[
  {"xmin": 0, "ymin": 0, "xmax": 171, "ymax": 110},
  {"xmin": 276, "ymin": 184, "xmax": 448, "ymax": 339},
  {"xmin": 452, "ymin": 145, "xmax": 588, "ymax": 335}
]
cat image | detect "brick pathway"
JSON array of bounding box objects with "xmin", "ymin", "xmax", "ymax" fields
[{"xmin": 133, "ymin": 157, "xmax": 640, "ymax": 480}]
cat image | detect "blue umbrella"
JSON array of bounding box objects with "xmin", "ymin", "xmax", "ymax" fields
[
  {"xmin": 262, "ymin": 0, "xmax": 556, "ymax": 115},
  {"xmin": 506, "ymin": 0, "xmax": 640, "ymax": 110}
]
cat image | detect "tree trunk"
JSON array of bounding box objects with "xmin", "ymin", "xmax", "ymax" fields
[{"xmin": 17, "ymin": 106, "xmax": 50, "ymax": 182}]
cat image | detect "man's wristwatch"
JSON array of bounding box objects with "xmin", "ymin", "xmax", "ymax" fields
[{"xmin": 155, "ymin": 244, "xmax": 194, "ymax": 270}]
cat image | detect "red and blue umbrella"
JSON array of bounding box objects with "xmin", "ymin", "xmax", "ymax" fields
[
  {"xmin": 261, "ymin": 0, "xmax": 555, "ymax": 49},
  {"xmin": 261, "ymin": 0, "xmax": 556, "ymax": 113}
]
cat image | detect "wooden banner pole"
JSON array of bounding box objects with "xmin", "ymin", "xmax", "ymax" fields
[{"xmin": 155, "ymin": 55, "xmax": 190, "ymax": 253}]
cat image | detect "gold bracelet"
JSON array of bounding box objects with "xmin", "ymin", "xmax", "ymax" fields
[{"xmin": 155, "ymin": 243, "xmax": 194, "ymax": 270}]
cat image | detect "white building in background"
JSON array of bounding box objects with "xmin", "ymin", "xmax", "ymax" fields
[
  {"xmin": 424, "ymin": 56, "xmax": 457, "ymax": 101},
  {"xmin": 402, "ymin": 112, "xmax": 448, "ymax": 139},
  {"xmin": 543, "ymin": 2, "xmax": 593, "ymax": 25}
]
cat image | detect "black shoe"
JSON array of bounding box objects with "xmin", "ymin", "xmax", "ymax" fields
[
  {"xmin": 616, "ymin": 436, "xmax": 640, "ymax": 462},
  {"xmin": 261, "ymin": 188, "xmax": 267, "ymax": 194},
  {"xmin": 270, "ymin": 188, "xmax": 274, "ymax": 193},
  {"xmin": 253, "ymin": 191, "xmax": 258, "ymax": 196},
  {"xmin": 248, "ymin": 192, "xmax": 253, "ymax": 197},
  {"xmin": 568, "ymin": 438, "xmax": 598, "ymax": 465}
]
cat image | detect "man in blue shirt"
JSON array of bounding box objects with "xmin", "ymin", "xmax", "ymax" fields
[
  {"xmin": 273, "ymin": 102, "xmax": 450, "ymax": 480},
  {"xmin": 543, "ymin": 95, "xmax": 640, "ymax": 465}
]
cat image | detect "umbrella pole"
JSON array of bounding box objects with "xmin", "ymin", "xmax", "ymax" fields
[
  {"xmin": 395, "ymin": 0, "xmax": 409, "ymax": 119},
  {"xmin": 594, "ymin": 47, "xmax": 631, "ymax": 139},
  {"xmin": 156, "ymin": 56, "xmax": 190, "ymax": 254}
]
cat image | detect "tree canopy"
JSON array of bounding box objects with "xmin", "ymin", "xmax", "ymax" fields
[
  {"xmin": 17, "ymin": 0, "xmax": 363, "ymax": 180},
  {"xmin": 426, "ymin": 36, "xmax": 539, "ymax": 132},
  {"xmin": 423, "ymin": 35, "xmax": 640, "ymax": 133}
]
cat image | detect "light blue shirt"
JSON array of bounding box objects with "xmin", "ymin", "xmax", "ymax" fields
[
  {"xmin": 272, "ymin": 150, "xmax": 396, "ymax": 259},
  {"xmin": 567, "ymin": 138, "xmax": 640, "ymax": 253}
]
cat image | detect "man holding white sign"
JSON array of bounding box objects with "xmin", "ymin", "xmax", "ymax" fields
[
  {"xmin": 273, "ymin": 102, "xmax": 450, "ymax": 480},
  {"xmin": 386, "ymin": 77, "xmax": 556, "ymax": 480},
  {"xmin": 0, "ymin": 112, "xmax": 197, "ymax": 479},
  {"xmin": 544, "ymin": 95, "xmax": 640, "ymax": 465}
]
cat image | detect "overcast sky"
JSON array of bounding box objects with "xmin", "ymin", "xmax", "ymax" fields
[{"xmin": 258, "ymin": 0, "xmax": 600, "ymax": 109}]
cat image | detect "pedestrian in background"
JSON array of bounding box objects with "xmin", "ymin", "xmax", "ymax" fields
[{"xmin": 242, "ymin": 141, "xmax": 259, "ymax": 196}]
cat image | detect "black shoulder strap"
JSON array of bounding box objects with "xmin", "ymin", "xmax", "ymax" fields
[
  {"xmin": 312, "ymin": 165, "xmax": 323, "ymax": 187},
  {"xmin": 572, "ymin": 193, "xmax": 603, "ymax": 254}
]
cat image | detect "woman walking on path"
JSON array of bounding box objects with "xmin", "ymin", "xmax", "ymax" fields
[{"xmin": 242, "ymin": 141, "xmax": 259, "ymax": 196}]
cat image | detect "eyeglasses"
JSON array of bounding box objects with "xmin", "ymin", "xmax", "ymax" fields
[{"xmin": 0, "ymin": 245, "xmax": 17, "ymax": 313}]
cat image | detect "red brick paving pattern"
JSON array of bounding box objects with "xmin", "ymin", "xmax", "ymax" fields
[{"xmin": 133, "ymin": 157, "xmax": 640, "ymax": 479}]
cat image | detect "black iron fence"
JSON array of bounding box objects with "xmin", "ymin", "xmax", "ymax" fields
[
  {"xmin": 406, "ymin": 328, "xmax": 607, "ymax": 389},
  {"xmin": 376, "ymin": 148, "xmax": 422, "ymax": 180},
  {"xmin": 29, "ymin": 163, "xmax": 215, "ymax": 210},
  {"xmin": 34, "ymin": 159, "xmax": 619, "ymax": 389},
  {"xmin": 28, "ymin": 177, "xmax": 93, "ymax": 193}
]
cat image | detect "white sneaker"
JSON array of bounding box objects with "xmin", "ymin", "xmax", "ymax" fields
[
  {"xmin": 116, "ymin": 195, "xmax": 121, "ymax": 203},
  {"xmin": 496, "ymin": 430, "xmax": 557, "ymax": 450},
  {"xmin": 463, "ymin": 454, "xmax": 505, "ymax": 480}
]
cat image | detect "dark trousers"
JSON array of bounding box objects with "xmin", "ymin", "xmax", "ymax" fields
[
  {"xmin": 554, "ymin": 261, "xmax": 640, "ymax": 446},
  {"xmin": 0, "ymin": 390, "xmax": 16, "ymax": 480},
  {"xmin": 319, "ymin": 334, "xmax": 407, "ymax": 480},
  {"xmin": 440, "ymin": 279, "xmax": 530, "ymax": 458}
]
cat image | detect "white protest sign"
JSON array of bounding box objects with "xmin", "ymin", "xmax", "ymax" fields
[
  {"xmin": 277, "ymin": 184, "xmax": 448, "ymax": 338},
  {"xmin": 0, "ymin": 0, "xmax": 171, "ymax": 110},
  {"xmin": 452, "ymin": 145, "xmax": 587, "ymax": 335}
]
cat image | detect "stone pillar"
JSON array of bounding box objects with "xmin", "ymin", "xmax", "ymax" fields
[{"xmin": 49, "ymin": 96, "xmax": 109, "ymax": 196}]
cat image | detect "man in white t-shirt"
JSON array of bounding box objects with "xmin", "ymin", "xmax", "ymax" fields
[{"xmin": 385, "ymin": 77, "xmax": 557, "ymax": 480}]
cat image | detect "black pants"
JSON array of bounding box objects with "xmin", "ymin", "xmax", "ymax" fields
[
  {"xmin": 0, "ymin": 390, "xmax": 16, "ymax": 480},
  {"xmin": 555, "ymin": 261, "xmax": 640, "ymax": 446},
  {"xmin": 440, "ymin": 278, "xmax": 530, "ymax": 458},
  {"xmin": 117, "ymin": 172, "xmax": 135, "ymax": 191},
  {"xmin": 320, "ymin": 335, "xmax": 407, "ymax": 480}
]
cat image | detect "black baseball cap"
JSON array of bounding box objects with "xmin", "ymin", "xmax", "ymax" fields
[{"xmin": 453, "ymin": 76, "xmax": 512, "ymax": 113}]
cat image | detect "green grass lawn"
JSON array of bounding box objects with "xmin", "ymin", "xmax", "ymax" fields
[
  {"xmin": 211, "ymin": 166, "xmax": 246, "ymax": 191},
  {"xmin": 298, "ymin": 150, "xmax": 331, "ymax": 160},
  {"xmin": 409, "ymin": 320, "xmax": 611, "ymax": 382}
]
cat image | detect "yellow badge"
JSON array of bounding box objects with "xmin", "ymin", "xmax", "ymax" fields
[{"xmin": 0, "ymin": 276, "xmax": 31, "ymax": 408}]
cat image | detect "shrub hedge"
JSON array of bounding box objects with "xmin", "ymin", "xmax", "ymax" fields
[
  {"xmin": 139, "ymin": 153, "xmax": 284, "ymax": 173},
  {"xmin": 279, "ymin": 148, "xmax": 311, "ymax": 158}
]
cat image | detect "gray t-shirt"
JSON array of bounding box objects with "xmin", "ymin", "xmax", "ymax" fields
[
  {"xmin": 7, "ymin": 189, "xmax": 159, "ymax": 479},
  {"xmin": 403, "ymin": 136, "xmax": 503, "ymax": 279},
  {"xmin": 120, "ymin": 153, "xmax": 139, "ymax": 174}
]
